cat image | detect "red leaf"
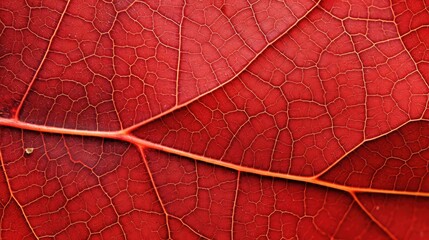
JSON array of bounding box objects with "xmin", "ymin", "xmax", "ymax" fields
[{"xmin": 1, "ymin": 0, "xmax": 429, "ymax": 239}]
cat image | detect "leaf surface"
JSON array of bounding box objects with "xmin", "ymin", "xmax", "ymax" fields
[{"xmin": 1, "ymin": 0, "xmax": 429, "ymax": 239}]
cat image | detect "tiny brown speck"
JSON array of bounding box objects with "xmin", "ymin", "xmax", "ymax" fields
[{"xmin": 25, "ymin": 148, "xmax": 34, "ymax": 154}]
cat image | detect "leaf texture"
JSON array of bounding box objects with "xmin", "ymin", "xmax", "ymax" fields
[{"xmin": 1, "ymin": 0, "xmax": 429, "ymax": 239}]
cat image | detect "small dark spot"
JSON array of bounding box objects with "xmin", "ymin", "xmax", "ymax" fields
[
  {"xmin": 0, "ymin": 107, "xmax": 11, "ymax": 118},
  {"xmin": 0, "ymin": 99, "xmax": 20, "ymax": 118}
]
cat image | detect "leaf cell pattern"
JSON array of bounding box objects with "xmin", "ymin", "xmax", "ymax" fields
[{"xmin": 1, "ymin": 0, "xmax": 429, "ymax": 239}]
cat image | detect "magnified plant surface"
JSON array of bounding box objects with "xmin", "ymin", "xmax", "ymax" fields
[{"xmin": 1, "ymin": 0, "xmax": 429, "ymax": 239}]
